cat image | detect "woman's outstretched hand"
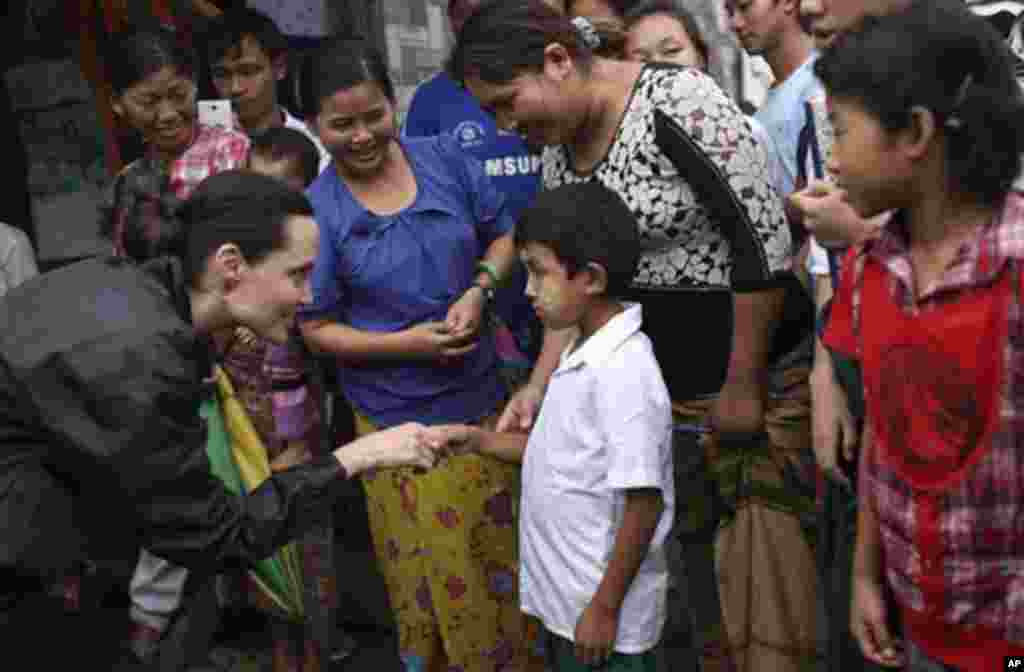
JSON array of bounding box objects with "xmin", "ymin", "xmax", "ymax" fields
[{"xmin": 333, "ymin": 422, "xmax": 442, "ymax": 475}]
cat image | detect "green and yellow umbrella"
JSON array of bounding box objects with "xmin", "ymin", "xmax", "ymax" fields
[{"xmin": 201, "ymin": 366, "xmax": 305, "ymax": 620}]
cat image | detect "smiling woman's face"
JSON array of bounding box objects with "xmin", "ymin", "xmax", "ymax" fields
[
  {"xmin": 226, "ymin": 215, "xmax": 319, "ymax": 344},
  {"xmin": 113, "ymin": 65, "xmax": 196, "ymax": 158},
  {"xmin": 314, "ymin": 81, "xmax": 398, "ymax": 180}
]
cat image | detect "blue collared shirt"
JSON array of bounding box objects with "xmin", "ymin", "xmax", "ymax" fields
[
  {"xmin": 302, "ymin": 135, "xmax": 510, "ymax": 426},
  {"xmin": 755, "ymin": 54, "xmax": 823, "ymax": 196}
]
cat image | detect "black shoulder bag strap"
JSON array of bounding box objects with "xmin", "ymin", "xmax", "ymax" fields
[
  {"xmin": 652, "ymin": 108, "xmax": 775, "ymax": 292},
  {"xmin": 652, "ymin": 107, "xmax": 813, "ymax": 363},
  {"xmin": 797, "ymin": 100, "xmax": 844, "ymax": 289}
]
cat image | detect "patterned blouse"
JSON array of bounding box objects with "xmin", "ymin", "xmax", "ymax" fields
[
  {"xmin": 101, "ymin": 123, "xmax": 250, "ymax": 259},
  {"xmin": 543, "ymin": 64, "xmax": 792, "ymax": 398},
  {"xmin": 544, "ymin": 63, "xmax": 791, "ymax": 291}
]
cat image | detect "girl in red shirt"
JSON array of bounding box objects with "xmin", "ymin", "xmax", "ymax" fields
[{"xmin": 817, "ymin": 1, "xmax": 1024, "ymax": 670}]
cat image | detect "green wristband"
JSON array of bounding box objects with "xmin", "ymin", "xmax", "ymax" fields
[{"xmin": 475, "ymin": 260, "xmax": 501, "ymax": 287}]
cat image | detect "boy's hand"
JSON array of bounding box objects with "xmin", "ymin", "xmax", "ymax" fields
[
  {"xmin": 496, "ymin": 383, "xmax": 545, "ymax": 432},
  {"xmin": 574, "ymin": 600, "xmax": 618, "ymax": 666},
  {"xmin": 851, "ymin": 573, "xmax": 904, "ymax": 668},
  {"xmin": 421, "ymin": 424, "xmax": 479, "ymax": 458}
]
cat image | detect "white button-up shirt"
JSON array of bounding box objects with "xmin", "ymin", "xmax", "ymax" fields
[
  {"xmin": 519, "ymin": 303, "xmax": 674, "ymax": 653},
  {"xmin": 283, "ymin": 108, "xmax": 331, "ymax": 174}
]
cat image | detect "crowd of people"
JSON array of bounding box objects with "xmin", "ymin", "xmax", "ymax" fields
[{"xmin": 1, "ymin": 1, "xmax": 1023, "ymax": 672}]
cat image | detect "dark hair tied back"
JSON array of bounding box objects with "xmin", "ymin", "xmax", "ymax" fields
[
  {"xmin": 302, "ymin": 37, "xmax": 394, "ymax": 118},
  {"xmin": 448, "ymin": 0, "xmax": 596, "ymax": 84}
]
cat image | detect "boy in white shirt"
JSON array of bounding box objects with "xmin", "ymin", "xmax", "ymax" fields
[{"xmin": 428, "ymin": 181, "xmax": 674, "ymax": 671}]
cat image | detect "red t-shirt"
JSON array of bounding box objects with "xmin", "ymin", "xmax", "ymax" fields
[{"xmin": 824, "ymin": 204, "xmax": 1024, "ymax": 671}]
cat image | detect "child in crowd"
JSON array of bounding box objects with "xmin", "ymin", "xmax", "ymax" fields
[
  {"xmin": 429, "ymin": 181, "xmax": 674, "ymax": 671},
  {"xmin": 818, "ymin": 2, "xmax": 1024, "ymax": 670},
  {"xmin": 248, "ymin": 125, "xmax": 321, "ymax": 195}
]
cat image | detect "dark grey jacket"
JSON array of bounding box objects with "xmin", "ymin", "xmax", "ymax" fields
[{"xmin": 0, "ymin": 255, "xmax": 344, "ymax": 593}]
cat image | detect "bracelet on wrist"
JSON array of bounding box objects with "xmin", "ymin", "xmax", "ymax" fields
[
  {"xmin": 469, "ymin": 282, "xmax": 495, "ymax": 305},
  {"xmin": 475, "ymin": 260, "xmax": 501, "ymax": 288}
]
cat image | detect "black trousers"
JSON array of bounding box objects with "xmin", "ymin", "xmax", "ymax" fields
[
  {"xmin": 1, "ymin": 572, "xmax": 222, "ymax": 671},
  {"xmin": 1, "ymin": 589, "xmax": 127, "ymax": 668}
]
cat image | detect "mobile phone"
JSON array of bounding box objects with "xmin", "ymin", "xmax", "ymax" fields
[{"xmin": 198, "ymin": 100, "xmax": 233, "ymax": 130}]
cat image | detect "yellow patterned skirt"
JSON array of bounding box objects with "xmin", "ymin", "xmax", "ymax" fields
[{"xmin": 354, "ymin": 411, "xmax": 545, "ymax": 672}]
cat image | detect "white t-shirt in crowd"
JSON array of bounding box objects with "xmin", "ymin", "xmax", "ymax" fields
[
  {"xmin": 519, "ymin": 303, "xmax": 674, "ymax": 654},
  {"xmin": 283, "ymin": 107, "xmax": 331, "ymax": 175},
  {"xmin": 807, "ymin": 236, "xmax": 831, "ymax": 278}
]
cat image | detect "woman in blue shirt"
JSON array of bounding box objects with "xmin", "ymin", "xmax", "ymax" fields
[{"xmin": 299, "ymin": 39, "xmax": 536, "ymax": 672}]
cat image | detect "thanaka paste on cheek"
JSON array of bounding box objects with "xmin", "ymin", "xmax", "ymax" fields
[{"xmin": 534, "ymin": 279, "xmax": 563, "ymax": 317}]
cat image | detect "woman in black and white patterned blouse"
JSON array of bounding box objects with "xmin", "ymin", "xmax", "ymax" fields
[{"xmin": 448, "ymin": 2, "xmax": 820, "ymax": 670}]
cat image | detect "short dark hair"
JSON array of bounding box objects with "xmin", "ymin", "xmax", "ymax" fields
[
  {"xmin": 250, "ymin": 127, "xmax": 321, "ymax": 188},
  {"xmin": 177, "ymin": 171, "xmax": 314, "ymax": 287},
  {"xmin": 302, "ymin": 38, "xmax": 395, "ymax": 117},
  {"xmin": 566, "ymin": 0, "xmax": 632, "ymax": 18},
  {"xmin": 198, "ymin": 7, "xmax": 288, "ymax": 67},
  {"xmin": 624, "ymin": 0, "xmax": 710, "ymax": 69},
  {"xmin": 515, "ymin": 181, "xmax": 639, "ymax": 297},
  {"xmin": 107, "ymin": 29, "xmax": 196, "ymax": 94},
  {"xmin": 447, "ymin": 0, "xmax": 597, "ymax": 85},
  {"xmin": 815, "ymin": 0, "xmax": 1024, "ymax": 207}
]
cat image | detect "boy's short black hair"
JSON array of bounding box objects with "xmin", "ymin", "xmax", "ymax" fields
[
  {"xmin": 199, "ymin": 7, "xmax": 288, "ymax": 66},
  {"xmin": 515, "ymin": 181, "xmax": 639, "ymax": 298},
  {"xmin": 250, "ymin": 126, "xmax": 321, "ymax": 188}
]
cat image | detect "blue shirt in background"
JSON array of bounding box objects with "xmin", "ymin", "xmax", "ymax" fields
[
  {"xmin": 404, "ymin": 73, "xmax": 542, "ymax": 215},
  {"xmin": 302, "ymin": 135, "xmax": 509, "ymax": 427},
  {"xmin": 404, "ymin": 73, "xmax": 542, "ymax": 359},
  {"xmin": 755, "ymin": 55, "xmax": 823, "ymax": 197}
]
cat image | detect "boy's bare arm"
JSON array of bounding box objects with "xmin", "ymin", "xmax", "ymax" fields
[
  {"xmin": 474, "ymin": 428, "xmax": 528, "ymax": 463},
  {"xmin": 424, "ymin": 425, "xmax": 529, "ymax": 463},
  {"xmin": 575, "ymin": 487, "xmax": 665, "ymax": 664}
]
